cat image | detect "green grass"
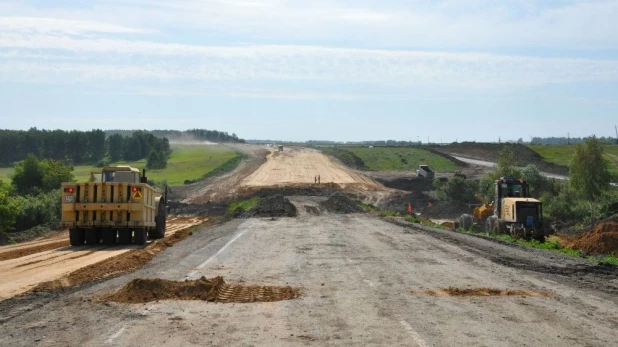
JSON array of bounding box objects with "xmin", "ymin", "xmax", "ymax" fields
[
  {"xmin": 346, "ymin": 147, "xmax": 459, "ymax": 172},
  {"xmin": 0, "ymin": 144, "xmax": 240, "ymax": 186},
  {"xmin": 529, "ymin": 144, "xmax": 618, "ymax": 174},
  {"xmin": 228, "ymin": 197, "xmax": 261, "ymax": 212}
]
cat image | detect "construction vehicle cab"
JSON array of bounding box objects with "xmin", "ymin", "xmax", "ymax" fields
[
  {"xmin": 487, "ymin": 177, "xmax": 545, "ymax": 241},
  {"xmin": 61, "ymin": 166, "xmax": 167, "ymax": 247}
]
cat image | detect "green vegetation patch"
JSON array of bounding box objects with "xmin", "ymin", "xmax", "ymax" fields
[
  {"xmin": 228, "ymin": 197, "xmax": 261, "ymax": 212},
  {"xmin": 347, "ymin": 147, "xmax": 459, "ymax": 172},
  {"xmin": 530, "ymin": 144, "xmax": 618, "ymax": 174},
  {"xmin": 0, "ymin": 145, "xmax": 240, "ymax": 186}
]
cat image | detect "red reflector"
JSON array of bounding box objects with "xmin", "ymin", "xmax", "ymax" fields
[
  {"xmin": 132, "ymin": 187, "xmax": 138, "ymax": 192},
  {"xmin": 64, "ymin": 187, "xmax": 75, "ymax": 193},
  {"xmin": 69, "ymin": 188, "xmax": 74, "ymax": 193}
]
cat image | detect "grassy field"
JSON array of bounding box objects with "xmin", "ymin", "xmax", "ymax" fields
[
  {"xmin": 529, "ymin": 145, "xmax": 618, "ymax": 174},
  {"xmin": 0, "ymin": 144, "xmax": 239, "ymax": 186},
  {"xmin": 345, "ymin": 147, "xmax": 459, "ymax": 172}
]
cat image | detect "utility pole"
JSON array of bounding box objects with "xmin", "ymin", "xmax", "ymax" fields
[
  {"xmin": 567, "ymin": 132, "xmax": 570, "ymax": 145},
  {"xmin": 615, "ymin": 125, "xmax": 618, "ymax": 142}
]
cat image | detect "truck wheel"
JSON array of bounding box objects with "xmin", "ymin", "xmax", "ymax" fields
[
  {"xmin": 152, "ymin": 207, "xmax": 167, "ymax": 239},
  {"xmin": 101, "ymin": 228, "xmax": 117, "ymax": 245},
  {"xmin": 69, "ymin": 228, "xmax": 85, "ymax": 246},
  {"xmin": 133, "ymin": 228, "xmax": 147, "ymax": 245},
  {"xmin": 117, "ymin": 228, "xmax": 132, "ymax": 245},
  {"xmin": 85, "ymin": 229, "xmax": 100, "ymax": 245}
]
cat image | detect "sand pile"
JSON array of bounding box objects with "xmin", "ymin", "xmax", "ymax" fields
[
  {"xmin": 244, "ymin": 195, "xmax": 297, "ymax": 218},
  {"xmin": 103, "ymin": 276, "xmax": 301, "ymax": 304},
  {"xmin": 414, "ymin": 287, "xmax": 551, "ymax": 297},
  {"xmin": 568, "ymin": 216, "xmax": 618, "ymax": 256},
  {"xmin": 320, "ymin": 192, "xmax": 364, "ymax": 214}
]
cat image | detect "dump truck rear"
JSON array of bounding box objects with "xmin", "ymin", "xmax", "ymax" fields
[{"xmin": 61, "ymin": 166, "xmax": 167, "ymax": 246}]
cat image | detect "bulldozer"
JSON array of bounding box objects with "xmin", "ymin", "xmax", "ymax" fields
[
  {"xmin": 485, "ymin": 177, "xmax": 546, "ymax": 242},
  {"xmin": 60, "ymin": 166, "xmax": 167, "ymax": 246}
]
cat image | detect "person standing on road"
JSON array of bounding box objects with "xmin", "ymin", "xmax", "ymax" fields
[
  {"xmin": 407, "ymin": 203, "xmax": 413, "ymax": 214},
  {"xmin": 318, "ymin": 175, "xmax": 321, "ymax": 184},
  {"xmin": 315, "ymin": 176, "xmax": 317, "ymax": 184}
]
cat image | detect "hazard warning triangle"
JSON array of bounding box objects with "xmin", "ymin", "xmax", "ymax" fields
[{"xmin": 133, "ymin": 190, "xmax": 143, "ymax": 199}]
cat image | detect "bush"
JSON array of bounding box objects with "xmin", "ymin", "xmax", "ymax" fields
[
  {"xmin": 13, "ymin": 190, "xmax": 62, "ymax": 233},
  {"xmin": 432, "ymin": 177, "xmax": 478, "ymax": 203},
  {"xmin": 0, "ymin": 192, "xmax": 20, "ymax": 233},
  {"xmin": 12, "ymin": 155, "xmax": 74, "ymax": 195}
]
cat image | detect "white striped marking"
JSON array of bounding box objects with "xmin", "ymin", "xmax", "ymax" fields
[
  {"xmin": 186, "ymin": 228, "xmax": 249, "ymax": 279},
  {"xmin": 105, "ymin": 326, "xmax": 126, "ymax": 344},
  {"xmin": 400, "ymin": 320, "xmax": 429, "ymax": 347}
]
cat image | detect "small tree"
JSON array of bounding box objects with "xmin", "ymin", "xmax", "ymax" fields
[
  {"xmin": 12, "ymin": 154, "xmax": 44, "ymax": 195},
  {"xmin": 497, "ymin": 145, "xmax": 520, "ymax": 177},
  {"xmin": 40, "ymin": 159, "xmax": 74, "ymax": 192},
  {"xmin": 570, "ymin": 136, "xmax": 611, "ymax": 199},
  {"xmin": 146, "ymin": 150, "xmax": 167, "ymax": 170},
  {"xmin": 520, "ymin": 164, "xmax": 548, "ymax": 198}
]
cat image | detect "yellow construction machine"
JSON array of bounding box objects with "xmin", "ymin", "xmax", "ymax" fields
[
  {"xmin": 485, "ymin": 177, "xmax": 546, "ymax": 242},
  {"xmin": 60, "ymin": 166, "xmax": 167, "ymax": 246},
  {"xmin": 472, "ymin": 195, "xmax": 494, "ymax": 224}
]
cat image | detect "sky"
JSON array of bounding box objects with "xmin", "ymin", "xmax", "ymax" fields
[{"xmin": 1, "ymin": 0, "xmax": 618, "ymax": 142}]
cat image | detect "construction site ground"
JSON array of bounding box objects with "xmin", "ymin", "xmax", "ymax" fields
[
  {"xmin": 1, "ymin": 211, "xmax": 617, "ymax": 346},
  {"xmin": 1, "ymin": 145, "xmax": 618, "ymax": 346}
]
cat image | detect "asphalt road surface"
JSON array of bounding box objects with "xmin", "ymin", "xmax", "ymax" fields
[{"xmin": 1, "ymin": 208, "xmax": 616, "ymax": 347}]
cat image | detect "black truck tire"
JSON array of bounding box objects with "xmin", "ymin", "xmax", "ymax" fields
[
  {"xmin": 133, "ymin": 228, "xmax": 147, "ymax": 245},
  {"xmin": 101, "ymin": 228, "xmax": 117, "ymax": 245},
  {"xmin": 117, "ymin": 228, "xmax": 132, "ymax": 245},
  {"xmin": 69, "ymin": 228, "xmax": 85, "ymax": 246}
]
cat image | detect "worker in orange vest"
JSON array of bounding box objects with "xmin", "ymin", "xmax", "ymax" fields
[{"xmin": 407, "ymin": 203, "xmax": 413, "ymax": 214}]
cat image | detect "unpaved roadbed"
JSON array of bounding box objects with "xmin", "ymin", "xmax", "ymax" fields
[{"xmin": 1, "ymin": 214, "xmax": 617, "ymax": 346}]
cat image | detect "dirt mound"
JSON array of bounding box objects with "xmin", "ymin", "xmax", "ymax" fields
[
  {"xmin": 414, "ymin": 287, "xmax": 551, "ymax": 297},
  {"xmin": 375, "ymin": 177, "xmax": 434, "ymax": 192},
  {"xmin": 244, "ymin": 195, "xmax": 297, "ymax": 218},
  {"xmin": 0, "ymin": 240, "xmax": 70, "ymax": 261},
  {"xmin": 31, "ymin": 220, "xmax": 207, "ymax": 294},
  {"xmin": 567, "ymin": 219, "xmax": 618, "ymax": 256},
  {"xmin": 434, "ymin": 142, "xmax": 569, "ymax": 176},
  {"xmin": 320, "ymin": 192, "xmax": 365, "ymax": 214},
  {"xmin": 103, "ymin": 276, "xmax": 301, "ymax": 304}
]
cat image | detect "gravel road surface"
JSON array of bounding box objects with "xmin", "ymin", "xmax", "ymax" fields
[{"xmin": 2, "ymin": 211, "xmax": 616, "ymax": 347}]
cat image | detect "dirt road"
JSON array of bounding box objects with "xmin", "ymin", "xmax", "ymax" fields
[
  {"xmin": 0, "ymin": 217, "xmax": 207, "ymax": 300},
  {"xmin": 242, "ymin": 147, "xmax": 382, "ymax": 190},
  {"xmin": 2, "ymin": 207, "xmax": 616, "ymax": 346}
]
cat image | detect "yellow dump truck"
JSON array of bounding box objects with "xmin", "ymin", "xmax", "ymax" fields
[{"xmin": 61, "ymin": 166, "xmax": 167, "ymax": 246}]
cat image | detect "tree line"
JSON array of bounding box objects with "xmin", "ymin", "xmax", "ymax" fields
[
  {"xmin": 106, "ymin": 129, "xmax": 245, "ymax": 144},
  {"xmin": 531, "ymin": 136, "xmax": 617, "ymax": 145}
]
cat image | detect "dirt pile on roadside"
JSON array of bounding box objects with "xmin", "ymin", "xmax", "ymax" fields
[
  {"xmin": 567, "ymin": 216, "xmax": 618, "ymax": 256},
  {"xmin": 30, "ymin": 221, "xmax": 206, "ymax": 294},
  {"xmin": 0, "ymin": 240, "xmax": 70, "ymax": 261},
  {"xmin": 103, "ymin": 276, "xmax": 301, "ymax": 304},
  {"xmin": 244, "ymin": 195, "xmax": 298, "ymax": 218},
  {"xmin": 414, "ymin": 287, "xmax": 551, "ymax": 297},
  {"xmin": 320, "ymin": 192, "xmax": 365, "ymax": 214}
]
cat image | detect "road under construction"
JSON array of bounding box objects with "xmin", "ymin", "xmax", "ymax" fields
[{"xmin": 1, "ymin": 146, "xmax": 617, "ymax": 347}]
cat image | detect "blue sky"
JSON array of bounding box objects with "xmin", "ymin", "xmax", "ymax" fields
[{"xmin": 1, "ymin": 0, "xmax": 617, "ymax": 142}]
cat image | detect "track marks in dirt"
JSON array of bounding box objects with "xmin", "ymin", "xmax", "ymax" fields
[
  {"xmin": 413, "ymin": 287, "xmax": 552, "ymax": 297},
  {"xmin": 102, "ymin": 276, "xmax": 301, "ymax": 304},
  {"xmin": 30, "ymin": 218, "xmax": 210, "ymax": 295},
  {"xmin": 0, "ymin": 240, "xmax": 70, "ymax": 261}
]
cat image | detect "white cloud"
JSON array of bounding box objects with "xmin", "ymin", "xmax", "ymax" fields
[{"xmin": 0, "ymin": 17, "xmax": 153, "ymax": 35}]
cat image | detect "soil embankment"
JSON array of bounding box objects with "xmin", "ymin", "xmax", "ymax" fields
[{"xmin": 433, "ymin": 142, "xmax": 569, "ymax": 176}]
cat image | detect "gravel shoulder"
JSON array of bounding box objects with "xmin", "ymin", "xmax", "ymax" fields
[{"xmin": 1, "ymin": 213, "xmax": 617, "ymax": 347}]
